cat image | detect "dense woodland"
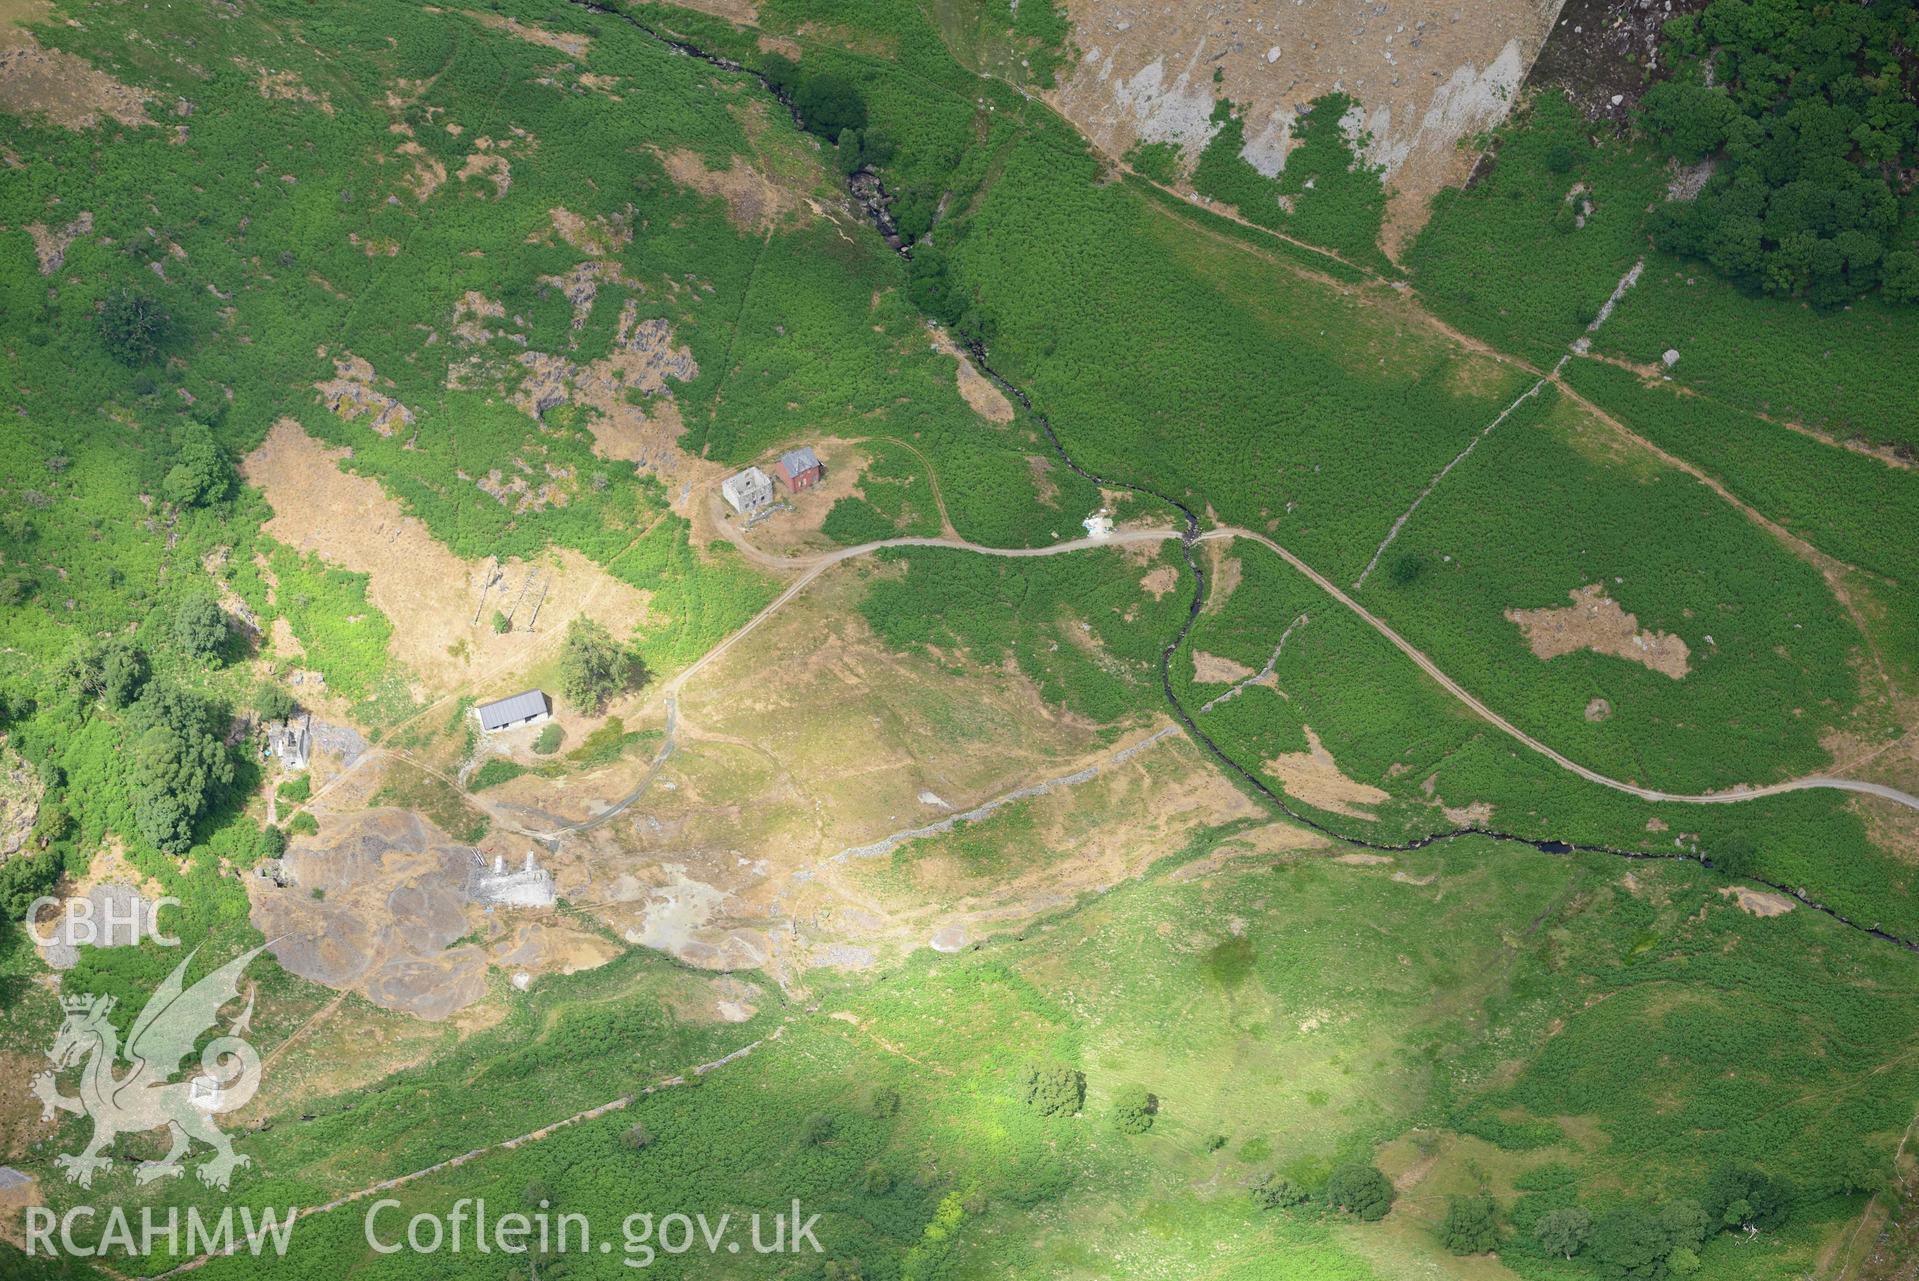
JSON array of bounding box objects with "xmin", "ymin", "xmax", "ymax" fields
[{"xmin": 1639, "ymin": 0, "xmax": 1919, "ymax": 306}]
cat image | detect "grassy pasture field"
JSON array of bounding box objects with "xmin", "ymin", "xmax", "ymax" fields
[
  {"xmin": 0, "ymin": 0, "xmax": 1085, "ymax": 723},
  {"xmin": 1563, "ymin": 360, "xmax": 1919, "ymax": 680},
  {"xmin": 857, "ymin": 541, "xmax": 1191, "ymax": 728},
  {"xmin": 1406, "ymin": 93, "xmax": 1670, "ymax": 368},
  {"xmin": 18, "ymin": 837, "xmax": 1896, "ymax": 1280},
  {"xmin": 946, "ymin": 136, "xmax": 1540, "ymax": 580},
  {"xmin": 1350, "ymin": 386, "xmax": 1861, "ymax": 794},
  {"xmin": 821, "ymin": 439, "xmax": 946, "ymax": 545},
  {"xmin": 1188, "ymin": 92, "xmax": 1395, "ymax": 274},
  {"xmin": 626, "ymin": 0, "xmax": 1548, "ymax": 580},
  {"xmin": 1587, "ymin": 264, "xmax": 1919, "ymax": 445},
  {"xmin": 1172, "ymin": 525, "xmax": 1919, "ymax": 940}
]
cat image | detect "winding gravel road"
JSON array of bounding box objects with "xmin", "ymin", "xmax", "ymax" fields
[
  {"xmin": 692, "ymin": 520, "xmax": 1919, "ymax": 818},
  {"xmin": 1192, "ymin": 528, "xmax": 1919, "ymax": 813}
]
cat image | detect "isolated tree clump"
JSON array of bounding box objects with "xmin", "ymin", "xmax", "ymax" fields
[
  {"xmin": 804, "ymin": 1112, "xmax": 837, "ymax": 1145},
  {"xmin": 1325, "ymin": 1164, "xmax": 1395, "ymax": 1222},
  {"xmin": 1589, "ymin": 1204, "xmax": 1668, "ymax": 1279},
  {"xmin": 1021, "ymin": 1064, "xmax": 1085, "ymax": 1117},
  {"xmin": 1111, "ymin": 1085, "xmax": 1158, "ymax": 1134},
  {"xmin": 835, "ymin": 127, "xmax": 895, "ymax": 176},
  {"xmin": 163, "ymin": 423, "xmax": 231, "ymax": 509},
  {"xmin": 1834, "ymin": 1146, "xmax": 1888, "ymax": 1197},
  {"xmin": 1703, "ymin": 1163, "xmax": 1791, "ymax": 1232},
  {"xmin": 0, "ymin": 574, "xmax": 33, "ymax": 606},
  {"xmin": 759, "ymin": 51, "xmax": 867, "ymax": 142},
  {"xmin": 1439, "ymin": 1193, "xmax": 1499, "ymax": 1255},
  {"xmin": 172, "ymin": 596, "xmax": 228, "ymax": 663},
  {"xmin": 792, "ymin": 72, "xmax": 866, "ymax": 141},
  {"xmin": 557, "ymin": 617, "xmax": 647, "ymax": 713},
  {"xmin": 1252, "ymin": 1173, "xmax": 1309, "ymax": 1210},
  {"xmin": 1658, "ymin": 1197, "xmax": 1709, "ymax": 1255},
  {"xmin": 98, "ymin": 287, "xmax": 172, "ymax": 365},
  {"xmin": 255, "ymin": 685, "xmax": 297, "ymax": 723},
  {"xmin": 60, "ymin": 637, "xmax": 150, "ymax": 706},
  {"xmin": 101, "ymin": 640, "xmax": 151, "ymax": 708},
  {"xmin": 1708, "ymin": 834, "xmax": 1760, "ymax": 879}
]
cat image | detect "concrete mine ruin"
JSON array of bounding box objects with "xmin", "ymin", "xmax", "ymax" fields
[{"xmin": 470, "ymin": 850, "xmax": 557, "ymax": 909}]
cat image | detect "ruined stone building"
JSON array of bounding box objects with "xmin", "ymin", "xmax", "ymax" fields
[{"xmin": 721, "ymin": 465, "xmax": 774, "ymax": 514}]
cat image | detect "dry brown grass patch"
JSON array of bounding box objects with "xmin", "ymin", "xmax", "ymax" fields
[
  {"xmin": 1507, "ymin": 583, "xmax": 1690, "ymax": 679},
  {"xmin": 541, "ymin": 205, "xmax": 630, "ymax": 256},
  {"xmin": 1719, "ymin": 885, "xmax": 1796, "ymax": 917},
  {"xmin": 233, "ymin": 57, "xmax": 333, "ymax": 114},
  {"xmin": 242, "ymin": 418, "xmax": 653, "ymax": 692},
  {"xmin": 1262, "ymin": 726, "xmax": 1390, "ymax": 820},
  {"xmin": 24, "ymin": 208, "xmax": 89, "ymax": 274},
  {"xmin": 0, "ymin": 0, "xmax": 151, "ymax": 130},
  {"xmin": 1191, "ymin": 650, "xmax": 1254, "ymax": 683},
  {"xmin": 463, "ymin": 9, "xmax": 590, "ymax": 58},
  {"xmin": 654, "ymin": 146, "xmax": 803, "ymax": 233}
]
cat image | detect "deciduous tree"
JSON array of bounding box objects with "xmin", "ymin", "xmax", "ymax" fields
[
  {"xmin": 1439, "ymin": 1193, "xmax": 1499, "ymax": 1254},
  {"xmin": 1111, "ymin": 1085, "xmax": 1158, "ymax": 1134},
  {"xmin": 1534, "ymin": 1206, "xmax": 1592, "ymax": 1259},
  {"xmin": 1325, "ymin": 1164, "xmax": 1395, "ymax": 1222},
  {"xmin": 557, "ymin": 617, "xmax": 646, "ymax": 713},
  {"xmin": 1021, "ymin": 1064, "xmax": 1084, "ymax": 1117},
  {"xmin": 173, "ymin": 597, "xmax": 228, "ymax": 663},
  {"xmin": 98, "ymin": 287, "xmax": 172, "ymax": 365}
]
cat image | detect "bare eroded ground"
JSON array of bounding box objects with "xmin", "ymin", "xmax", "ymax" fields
[
  {"xmin": 516, "ymin": 569, "xmax": 1277, "ymax": 983},
  {"xmin": 926, "ymin": 325, "xmax": 1015, "ymax": 424},
  {"xmin": 1051, "ymin": 0, "xmax": 1563, "ymax": 256},
  {"xmin": 1192, "ymin": 650, "xmax": 1255, "ymax": 683},
  {"xmin": 0, "ymin": 0, "xmax": 151, "ymax": 130},
  {"xmin": 252, "ymin": 803, "xmax": 619, "ymax": 1021},
  {"xmin": 1262, "ymin": 724, "xmax": 1391, "ymax": 820},
  {"xmin": 1506, "ymin": 583, "xmax": 1690, "ymax": 679},
  {"xmin": 242, "ymin": 417, "xmax": 654, "ymax": 692}
]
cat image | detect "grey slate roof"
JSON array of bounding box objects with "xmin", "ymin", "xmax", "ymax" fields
[
  {"xmin": 780, "ymin": 445, "xmax": 821, "ymax": 476},
  {"xmin": 477, "ymin": 689, "xmax": 550, "ymax": 730}
]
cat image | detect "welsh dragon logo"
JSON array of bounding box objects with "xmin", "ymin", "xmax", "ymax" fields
[{"xmin": 31, "ymin": 945, "xmax": 268, "ymax": 1191}]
